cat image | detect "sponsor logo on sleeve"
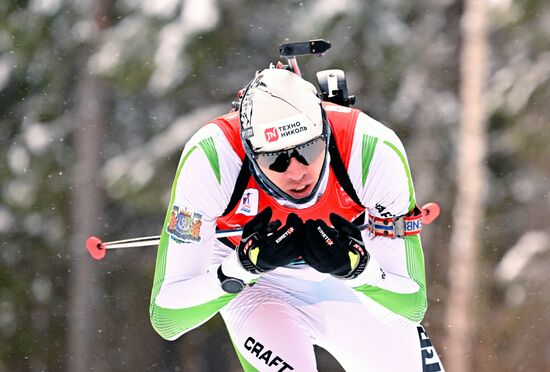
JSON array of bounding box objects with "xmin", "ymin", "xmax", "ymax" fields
[
  {"xmin": 236, "ymin": 188, "xmax": 259, "ymax": 216},
  {"xmin": 375, "ymin": 203, "xmax": 393, "ymax": 218},
  {"xmin": 166, "ymin": 205, "xmax": 203, "ymax": 243}
]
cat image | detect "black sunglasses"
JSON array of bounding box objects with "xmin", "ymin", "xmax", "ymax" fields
[{"xmin": 254, "ymin": 136, "xmax": 327, "ymax": 173}]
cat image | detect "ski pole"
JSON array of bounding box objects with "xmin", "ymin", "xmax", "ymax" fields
[
  {"xmin": 86, "ymin": 203, "xmax": 440, "ymax": 261},
  {"xmin": 86, "ymin": 228, "xmax": 243, "ymax": 261}
]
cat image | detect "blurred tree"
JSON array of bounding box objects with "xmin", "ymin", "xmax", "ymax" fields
[
  {"xmin": 445, "ymin": 0, "xmax": 489, "ymax": 371},
  {"xmin": 67, "ymin": 0, "xmax": 111, "ymax": 370}
]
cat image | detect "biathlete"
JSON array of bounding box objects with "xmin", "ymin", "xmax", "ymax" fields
[{"xmin": 150, "ymin": 66, "xmax": 445, "ymax": 371}]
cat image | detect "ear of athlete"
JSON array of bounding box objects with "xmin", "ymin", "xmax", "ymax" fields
[
  {"xmin": 302, "ymin": 213, "xmax": 370, "ymax": 279},
  {"xmin": 238, "ymin": 207, "xmax": 304, "ymax": 274}
]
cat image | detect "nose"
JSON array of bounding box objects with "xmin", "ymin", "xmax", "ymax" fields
[{"xmin": 284, "ymin": 157, "xmax": 307, "ymax": 182}]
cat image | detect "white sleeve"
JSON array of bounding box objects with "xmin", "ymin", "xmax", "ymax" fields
[
  {"xmin": 344, "ymin": 113, "xmax": 427, "ymax": 324},
  {"xmin": 349, "ymin": 113, "xmax": 415, "ymax": 218},
  {"xmin": 153, "ymin": 123, "xmax": 242, "ymax": 309}
]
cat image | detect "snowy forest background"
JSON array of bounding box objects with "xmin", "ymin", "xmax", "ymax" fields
[{"xmin": 1, "ymin": 0, "xmax": 550, "ymax": 371}]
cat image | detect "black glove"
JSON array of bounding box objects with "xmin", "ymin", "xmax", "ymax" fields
[
  {"xmin": 302, "ymin": 213, "xmax": 369, "ymax": 279},
  {"xmin": 238, "ymin": 207, "xmax": 303, "ymax": 274}
]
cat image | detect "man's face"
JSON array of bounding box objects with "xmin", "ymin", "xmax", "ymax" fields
[{"xmin": 258, "ymin": 149, "xmax": 326, "ymax": 200}]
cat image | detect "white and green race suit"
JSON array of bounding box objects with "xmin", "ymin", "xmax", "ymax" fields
[{"xmin": 150, "ymin": 104, "xmax": 444, "ymax": 371}]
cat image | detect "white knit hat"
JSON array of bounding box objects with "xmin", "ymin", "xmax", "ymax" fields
[{"xmin": 240, "ymin": 68, "xmax": 323, "ymax": 153}]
